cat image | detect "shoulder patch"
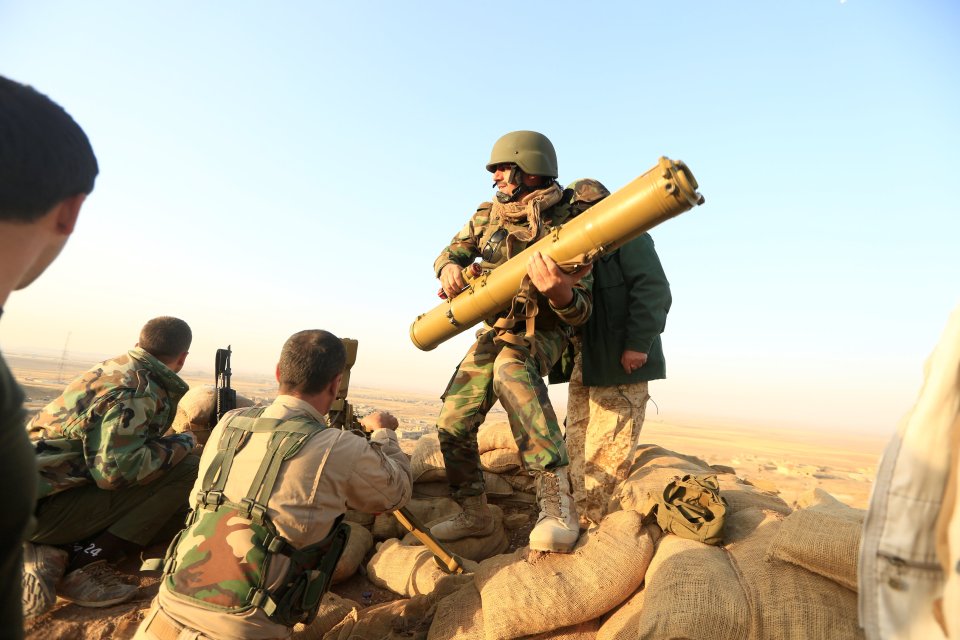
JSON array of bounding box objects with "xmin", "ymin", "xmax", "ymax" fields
[{"xmin": 565, "ymin": 179, "xmax": 611, "ymax": 204}]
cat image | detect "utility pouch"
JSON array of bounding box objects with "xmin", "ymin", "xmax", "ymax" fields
[{"xmin": 656, "ymin": 473, "xmax": 727, "ymax": 546}]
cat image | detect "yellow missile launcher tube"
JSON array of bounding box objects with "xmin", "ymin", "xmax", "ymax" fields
[{"xmin": 409, "ymin": 156, "xmax": 704, "ymax": 351}]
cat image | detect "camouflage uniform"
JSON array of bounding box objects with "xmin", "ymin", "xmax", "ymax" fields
[
  {"xmin": 142, "ymin": 395, "xmax": 411, "ymax": 640},
  {"xmin": 27, "ymin": 348, "xmax": 197, "ymax": 548},
  {"xmin": 435, "ymin": 181, "xmax": 602, "ymax": 498},
  {"xmin": 566, "ymin": 232, "xmax": 671, "ymax": 526}
]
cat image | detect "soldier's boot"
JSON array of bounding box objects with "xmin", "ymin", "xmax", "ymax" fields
[
  {"xmin": 57, "ymin": 560, "xmax": 138, "ymax": 608},
  {"xmin": 529, "ymin": 467, "xmax": 581, "ymax": 553},
  {"xmin": 21, "ymin": 542, "xmax": 68, "ymax": 618},
  {"xmin": 430, "ymin": 494, "xmax": 496, "ymax": 541}
]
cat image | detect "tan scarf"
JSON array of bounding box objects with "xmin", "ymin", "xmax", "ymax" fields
[
  {"xmin": 490, "ymin": 182, "xmax": 563, "ymax": 258},
  {"xmin": 490, "ymin": 182, "xmax": 563, "ymax": 357}
]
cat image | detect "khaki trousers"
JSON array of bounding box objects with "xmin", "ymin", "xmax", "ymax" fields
[{"xmin": 566, "ymin": 350, "xmax": 649, "ymax": 527}]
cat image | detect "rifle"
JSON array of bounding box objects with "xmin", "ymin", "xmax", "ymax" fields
[
  {"xmin": 215, "ymin": 346, "xmax": 237, "ymax": 423},
  {"xmin": 331, "ymin": 338, "xmax": 464, "ymax": 574}
]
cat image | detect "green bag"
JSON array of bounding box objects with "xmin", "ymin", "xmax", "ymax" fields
[{"xmin": 656, "ymin": 473, "xmax": 727, "ymax": 546}]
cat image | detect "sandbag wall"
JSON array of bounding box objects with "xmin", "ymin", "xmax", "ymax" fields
[{"xmin": 296, "ymin": 424, "xmax": 868, "ymax": 640}]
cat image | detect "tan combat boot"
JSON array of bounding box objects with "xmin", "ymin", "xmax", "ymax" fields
[
  {"xmin": 430, "ymin": 494, "xmax": 496, "ymax": 541},
  {"xmin": 529, "ymin": 467, "xmax": 581, "ymax": 553}
]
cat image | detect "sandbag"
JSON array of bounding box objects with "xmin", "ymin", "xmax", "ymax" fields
[
  {"xmin": 344, "ymin": 510, "xmax": 375, "ymax": 527},
  {"xmin": 483, "ymin": 471, "xmax": 513, "ymax": 498},
  {"xmin": 530, "ymin": 620, "xmax": 600, "ymax": 639},
  {"xmin": 480, "ymin": 448, "xmax": 521, "ymax": 473},
  {"xmin": 766, "ymin": 489, "xmax": 865, "ymax": 591},
  {"xmin": 404, "ymin": 505, "xmax": 508, "ymax": 562},
  {"xmin": 427, "ymin": 582, "xmax": 484, "ymax": 640},
  {"xmin": 726, "ymin": 511, "xmax": 864, "ymax": 639},
  {"xmin": 476, "ymin": 510, "xmax": 657, "ymax": 639},
  {"xmin": 717, "ymin": 474, "xmax": 792, "ymax": 517},
  {"xmin": 477, "ymin": 421, "xmax": 518, "ymax": 454},
  {"xmin": 332, "ymin": 522, "xmax": 374, "ymax": 584},
  {"xmin": 598, "ymin": 535, "xmax": 750, "ymax": 640},
  {"xmin": 291, "ymin": 592, "xmax": 360, "ymax": 640},
  {"xmin": 169, "ymin": 385, "xmax": 256, "ymax": 444},
  {"xmin": 413, "ymin": 482, "xmax": 453, "ymax": 499},
  {"xmin": 411, "ymin": 434, "xmax": 447, "ymax": 483},
  {"xmin": 617, "ymin": 445, "xmax": 716, "ymax": 516},
  {"xmin": 322, "ymin": 594, "xmax": 436, "ymax": 640},
  {"xmin": 371, "ymin": 497, "xmax": 462, "ymax": 541},
  {"xmin": 367, "ymin": 539, "xmax": 475, "ymax": 597}
]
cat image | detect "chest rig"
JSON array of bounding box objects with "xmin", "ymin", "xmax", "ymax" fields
[{"xmin": 159, "ymin": 407, "xmax": 350, "ymax": 626}]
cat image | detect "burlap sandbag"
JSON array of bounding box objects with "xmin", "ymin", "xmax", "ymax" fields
[
  {"xmin": 367, "ymin": 539, "xmax": 475, "ymax": 597},
  {"xmin": 766, "ymin": 489, "xmax": 865, "ymax": 591},
  {"xmin": 483, "ymin": 471, "xmax": 513, "ymax": 498},
  {"xmin": 598, "ymin": 535, "xmax": 750, "ymax": 640},
  {"xmin": 291, "ymin": 592, "xmax": 359, "ymax": 640},
  {"xmin": 371, "ymin": 497, "xmax": 462, "ymax": 541},
  {"xmin": 617, "ymin": 445, "xmax": 716, "ymax": 516},
  {"xmin": 411, "ymin": 434, "xmax": 447, "ymax": 483},
  {"xmin": 413, "ymin": 482, "xmax": 453, "ymax": 499},
  {"xmin": 477, "ymin": 421, "xmax": 517, "ymax": 454},
  {"xmin": 480, "ymin": 448, "xmax": 521, "ymax": 473},
  {"xmin": 427, "ymin": 582, "xmax": 485, "ymax": 640},
  {"xmin": 530, "ymin": 620, "xmax": 600, "ymax": 639},
  {"xmin": 322, "ymin": 594, "xmax": 437, "ymax": 640},
  {"xmin": 169, "ymin": 385, "xmax": 256, "ymax": 444},
  {"xmin": 344, "ymin": 510, "xmax": 375, "ymax": 527},
  {"xmin": 476, "ymin": 510, "xmax": 657, "ymax": 639},
  {"xmin": 332, "ymin": 522, "xmax": 374, "ymax": 584},
  {"xmin": 403, "ymin": 504, "xmax": 508, "ymax": 562},
  {"xmin": 726, "ymin": 511, "xmax": 865, "ymax": 639},
  {"xmin": 715, "ymin": 473, "xmax": 792, "ymax": 516}
]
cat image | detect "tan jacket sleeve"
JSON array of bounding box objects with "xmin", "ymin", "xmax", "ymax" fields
[{"xmin": 341, "ymin": 429, "xmax": 412, "ymax": 514}]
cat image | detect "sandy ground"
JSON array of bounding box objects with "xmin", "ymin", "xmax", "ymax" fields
[{"xmin": 9, "ymin": 353, "xmax": 887, "ymax": 639}]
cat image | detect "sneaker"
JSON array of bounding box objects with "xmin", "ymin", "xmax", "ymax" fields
[
  {"xmin": 57, "ymin": 560, "xmax": 138, "ymax": 608},
  {"xmin": 22, "ymin": 543, "xmax": 68, "ymax": 618}
]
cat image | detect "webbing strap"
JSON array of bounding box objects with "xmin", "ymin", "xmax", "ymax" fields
[{"xmin": 200, "ymin": 408, "xmax": 268, "ymax": 496}]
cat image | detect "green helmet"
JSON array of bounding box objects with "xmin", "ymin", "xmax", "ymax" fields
[{"xmin": 485, "ymin": 130, "xmax": 558, "ymax": 178}]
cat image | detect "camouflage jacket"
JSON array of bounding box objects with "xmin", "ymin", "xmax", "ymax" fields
[
  {"xmin": 29, "ymin": 348, "xmax": 194, "ymax": 499},
  {"xmin": 433, "ymin": 180, "xmax": 608, "ymax": 330}
]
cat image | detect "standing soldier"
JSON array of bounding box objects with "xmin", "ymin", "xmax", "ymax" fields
[
  {"xmin": 136, "ymin": 330, "xmax": 412, "ymax": 639},
  {"xmin": 0, "ymin": 74, "xmax": 98, "ymax": 640},
  {"xmin": 430, "ymin": 131, "xmax": 601, "ymax": 553},
  {"xmin": 23, "ymin": 317, "xmax": 198, "ymax": 616},
  {"xmin": 565, "ymin": 203, "xmax": 673, "ymax": 527}
]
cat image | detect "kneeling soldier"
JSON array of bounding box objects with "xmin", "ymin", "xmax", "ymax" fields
[{"xmin": 136, "ymin": 330, "xmax": 412, "ymax": 640}]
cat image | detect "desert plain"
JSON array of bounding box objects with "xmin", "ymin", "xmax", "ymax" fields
[{"xmin": 7, "ymin": 351, "xmax": 888, "ymax": 639}]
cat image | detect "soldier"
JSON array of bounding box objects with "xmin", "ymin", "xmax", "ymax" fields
[
  {"xmin": 23, "ymin": 317, "xmax": 199, "ymax": 616},
  {"xmin": 563, "ymin": 178, "xmax": 672, "ymax": 526},
  {"xmin": 0, "ymin": 75, "xmax": 98, "ymax": 638},
  {"xmin": 430, "ymin": 131, "xmax": 600, "ymax": 553},
  {"xmin": 136, "ymin": 329, "xmax": 412, "ymax": 640}
]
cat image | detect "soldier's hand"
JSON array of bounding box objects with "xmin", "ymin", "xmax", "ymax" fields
[
  {"xmin": 527, "ymin": 252, "xmax": 592, "ymax": 308},
  {"xmin": 360, "ymin": 411, "xmax": 399, "ymax": 432},
  {"xmin": 621, "ymin": 350, "xmax": 648, "ymax": 374},
  {"xmin": 440, "ymin": 263, "xmax": 466, "ymax": 299}
]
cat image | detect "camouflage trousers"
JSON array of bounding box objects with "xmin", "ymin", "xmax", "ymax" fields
[
  {"xmin": 566, "ymin": 349, "xmax": 649, "ymax": 527},
  {"xmin": 437, "ymin": 327, "xmax": 570, "ymax": 499}
]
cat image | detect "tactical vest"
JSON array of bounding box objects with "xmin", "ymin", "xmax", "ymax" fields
[{"xmin": 158, "ymin": 407, "xmax": 350, "ymax": 627}]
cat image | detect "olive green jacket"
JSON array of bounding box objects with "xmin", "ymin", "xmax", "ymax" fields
[{"xmin": 580, "ymin": 233, "xmax": 671, "ymax": 386}]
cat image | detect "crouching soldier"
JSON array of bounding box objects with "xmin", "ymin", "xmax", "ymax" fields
[
  {"xmin": 135, "ymin": 329, "xmax": 412, "ymax": 640},
  {"xmin": 24, "ymin": 317, "xmax": 198, "ymax": 615}
]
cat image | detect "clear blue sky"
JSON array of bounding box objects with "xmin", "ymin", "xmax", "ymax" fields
[{"xmin": 1, "ymin": 1, "xmax": 957, "ymax": 434}]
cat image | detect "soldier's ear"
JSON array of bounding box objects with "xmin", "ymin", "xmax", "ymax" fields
[
  {"xmin": 275, "ymin": 363, "xmax": 281, "ymax": 383},
  {"xmin": 328, "ymin": 373, "xmax": 343, "ymax": 398},
  {"xmin": 54, "ymin": 193, "xmax": 85, "ymax": 235}
]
